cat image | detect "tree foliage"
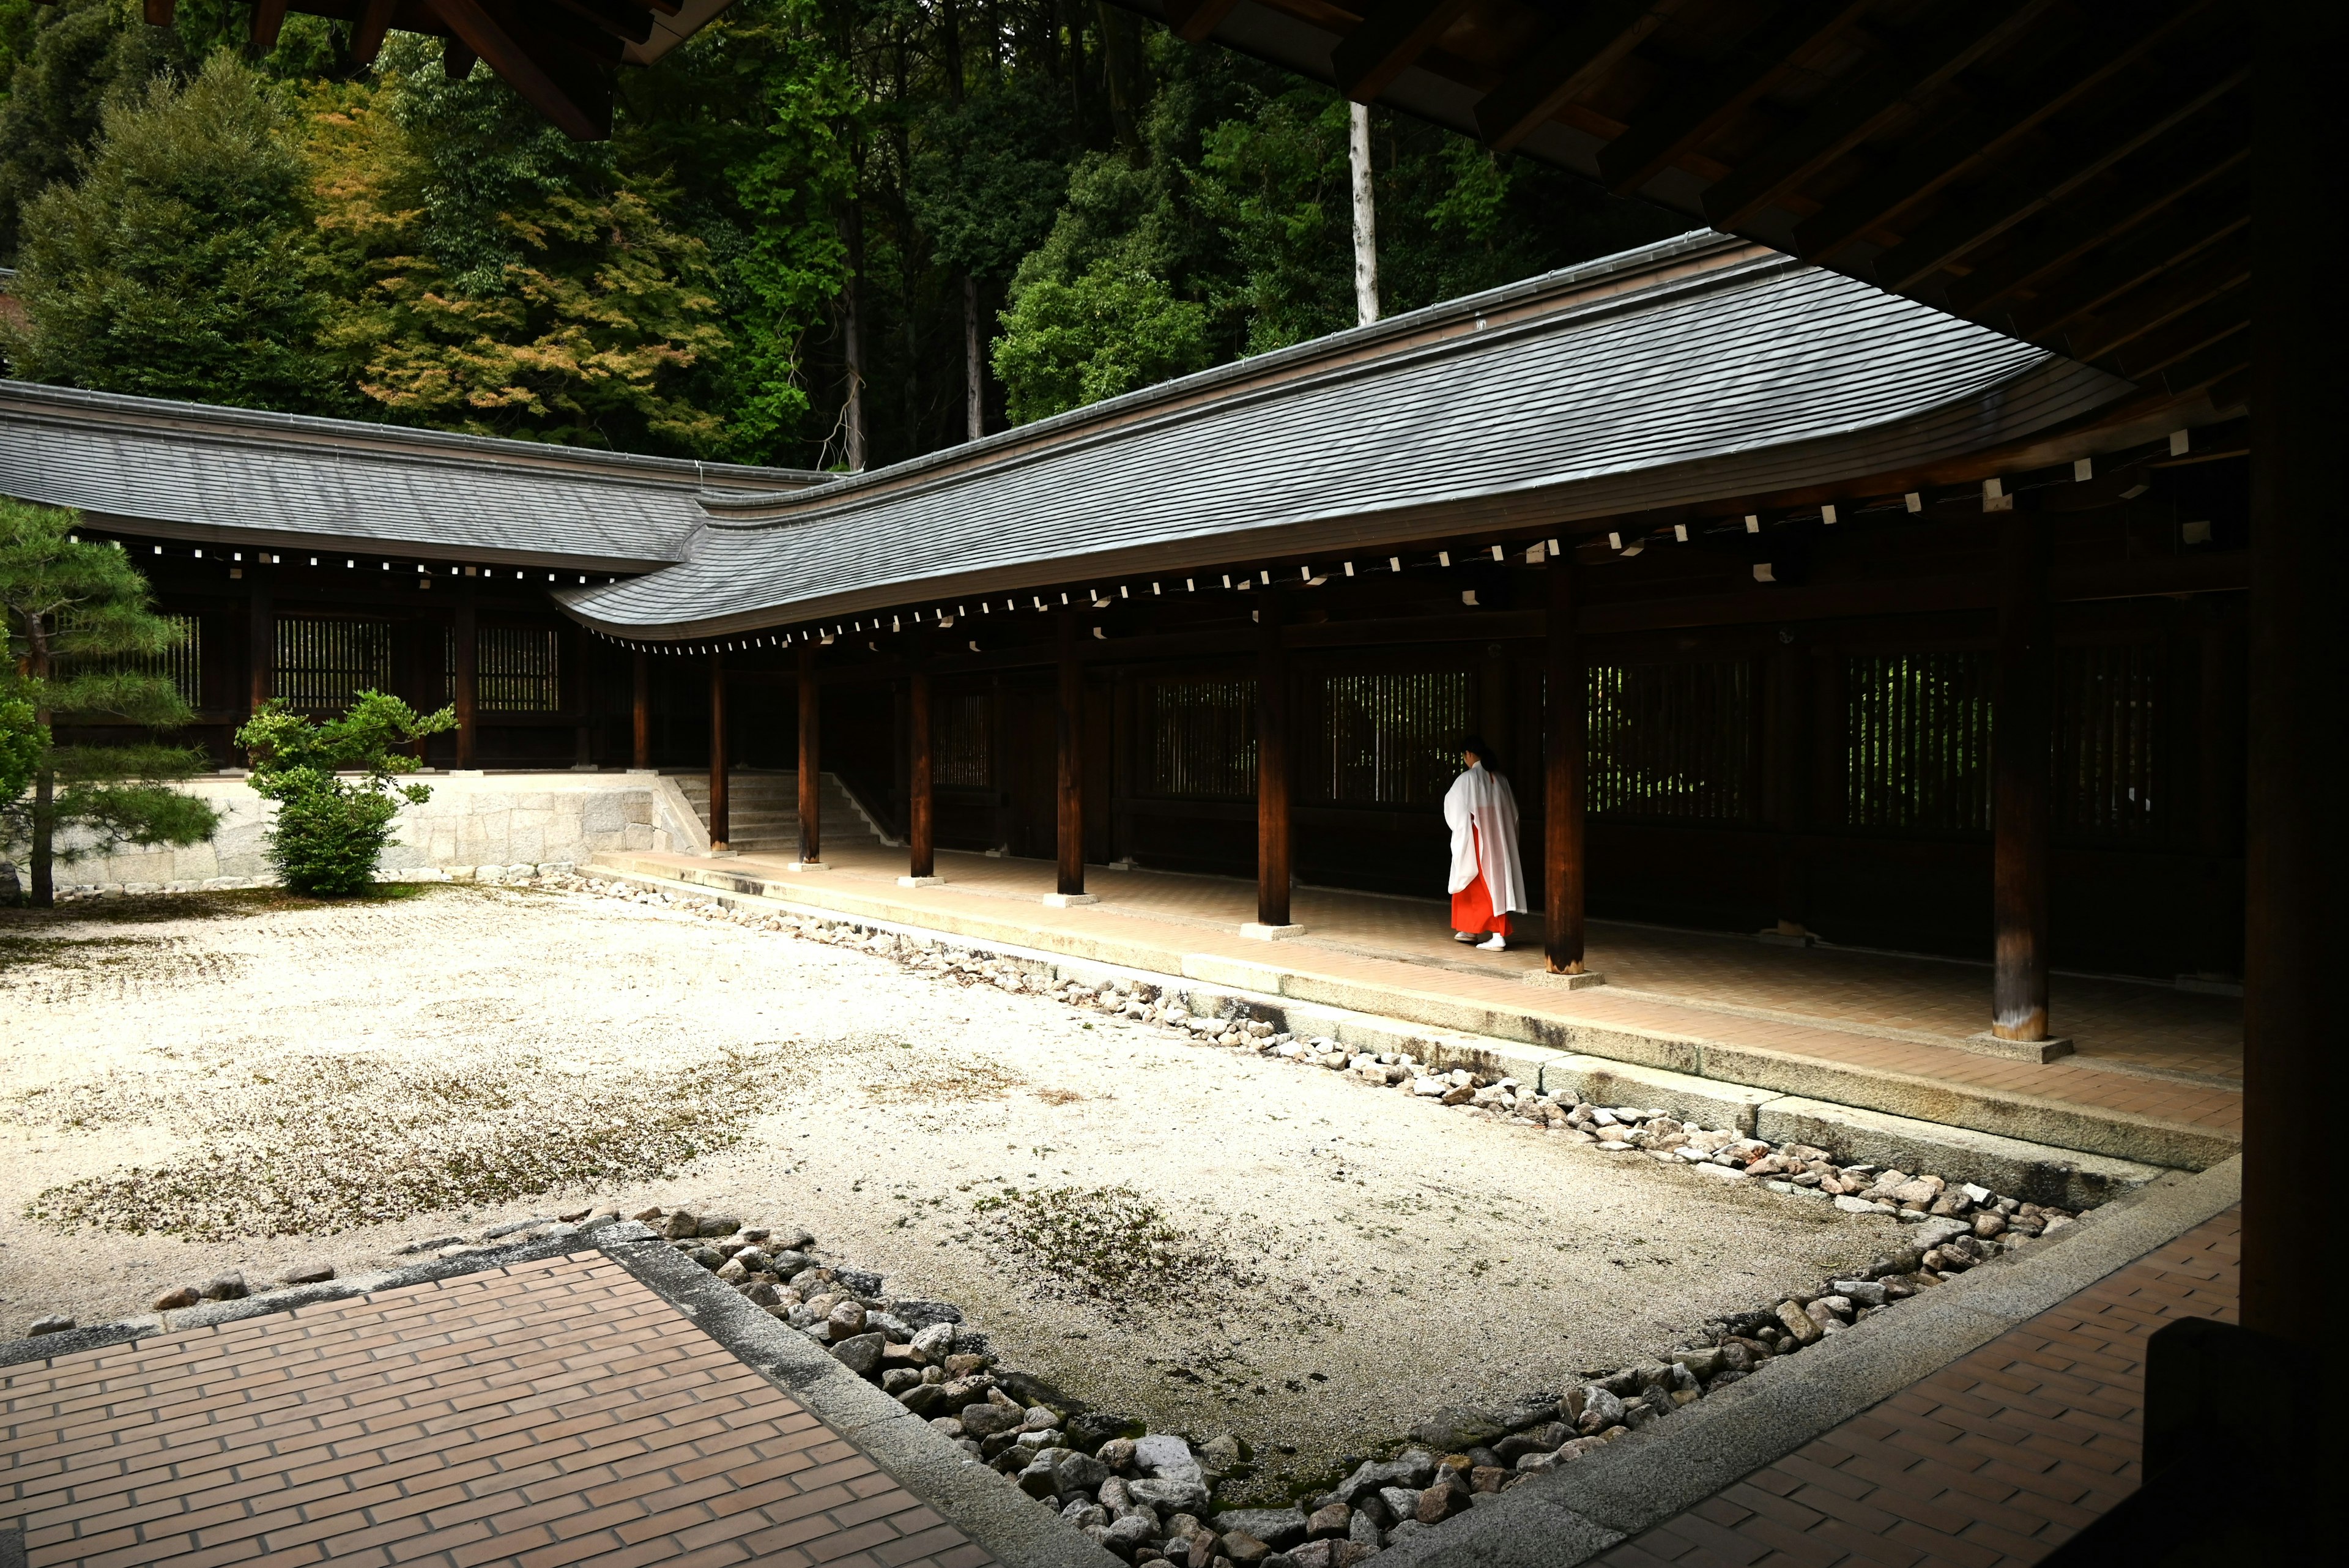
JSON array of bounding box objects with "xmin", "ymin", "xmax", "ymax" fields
[
  {"xmin": 0, "ymin": 497, "xmax": 219, "ymax": 905},
  {"xmin": 1, "ymin": 2, "xmax": 1683, "ymax": 463},
  {"xmin": 237, "ymin": 691, "xmax": 455, "ymax": 896}
]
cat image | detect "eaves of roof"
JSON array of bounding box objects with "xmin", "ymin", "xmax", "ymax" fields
[{"xmin": 558, "ymin": 248, "xmax": 2134, "ymax": 642}]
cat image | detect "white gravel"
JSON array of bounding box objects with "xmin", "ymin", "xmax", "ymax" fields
[{"xmin": 0, "ymin": 885, "xmax": 1906, "ymax": 1491}]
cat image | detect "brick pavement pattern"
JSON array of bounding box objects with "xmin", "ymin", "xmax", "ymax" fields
[
  {"xmin": 0, "ymin": 1250, "xmax": 996, "ymax": 1568},
  {"xmin": 1590, "ymin": 1208, "xmax": 2240, "ymax": 1568}
]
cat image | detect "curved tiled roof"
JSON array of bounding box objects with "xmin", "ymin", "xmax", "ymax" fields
[
  {"xmin": 0, "ymin": 382, "xmax": 834, "ymax": 571},
  {"xmin": 557, "ymin": 237, "xmax": 2129, "ymax": 639}
]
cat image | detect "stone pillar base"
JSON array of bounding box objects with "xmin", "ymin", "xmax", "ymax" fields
[
  {"xmin": 897, "ymin": 875, "xmax": 944, "ymax": 888},
  {"xmin": 1522, "ymin": 968, "xmax": 1607, "ymax": 990},
  {"xmin": 786, "ymin": 860, "xmax": 826, "ymax": 873},
  {"xmin": 1241, "ymin": 923, "xmax": 1305, "ymax": 940},
  {"xmin": 1042, "ymin": 892, "xmax": 1097, "ymax": 907},
  {"xmin": 1964, "ymin": 1030, "xmax": 2074, "ymax": 1063}
]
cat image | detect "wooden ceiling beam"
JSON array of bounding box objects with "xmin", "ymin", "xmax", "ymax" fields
[
  {"xmin": 1334, "ymin": 0, "xmax": 1475, "ymax": 104},
  {"xmin": 2004, "ymin": 191, "xmax": 2247, "ymax": 340},
  {"xmin": 1872, "ymin": 62, "xmax": 2246, "ymax": 292},
  {"xmin": 432, "ymin": 0, "xmax": 610, "ymax": 139},
  {"xmin": 250, "ymin": 0, "xmax": 289, "ymax": 51},
  {"xmin": 1792, "ymin": 0, "xmax": 2219, "ymax": 261},
  {"xmin": 1162, "ymin": 0, "xmax": 1242, "ymax": 45},
  {"xmin": 2153, "ymin": 330, "xmax": 2247, "ymax": 401},
  {"xmin": 349, "ymin": 0, "xmax": 398, "ymax": 68},
  {"xmin": 1473, "ymin": 0, "xmax": 1678, "ymax": 155},
  {"xmin": 1595, "ymin": 0, "xmax": 1876, "ymax": 196},
  {"xmin": 545, "ymin": 0, "xmax": 652, "ymax": 46},
  {"xmin": 1943, "ymin": 123, "xmax": 2247, "ymax": 318},
  {"xmin": 2101, "ymin": 286, "xmax": 2247, "ymax": 381},
  {"xmin": 2060, "ymin": 231, "xmax": 2251, "ymax": 362},
  {"xmin": 445, "ymin": 36, "xmax": 479, "ymax": 77},
  {"xmin": 1701, "ymin": 0, "xmax": 2056, "ymax": 234},
  {"xmin": 142, "ymin": 0, "xmax": 175, "ymax": 22}
]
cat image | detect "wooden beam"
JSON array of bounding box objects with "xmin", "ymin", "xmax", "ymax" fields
[
  {"xmin": 432, "ymin": 0, "xmax": 609, "ymax": 139},
  {"xmin": 1542, "ymin": 556, "xmax": 1586, "ymax": 975},
  {"xmin": 2102, "ymin": 286, "xmax": 2248, "ymax": 381},
  {"xmin": 546, "ymin": 0, "xmax": 654, "ymax": 47},
  {"xmin": 247, "ymin": 574, "xmax": 273, "ymax": 716},
  {"xmin": 453, "ymin": 594, "xmax": 478, "ymax": 768},
  {"xmin": 631, "ymin": 649, "xmax": 650, "ymax": 768},
  {"xmin": 1597, "ymin": 0, "xmax": 1874, "ymax": 196},
  {"xmin": 2006, "ymin": 197, "xmax": 2247, "ymax": 341},
  {"xmin": 1161, "ymin": 0, "xmax": 1240, "ymax": 45},
  {"xmin": 349, "ymin": 0, "xmax": 398, "ymax": 70},
  {"xmin": 249, "ymin": 0, "xmax": 288, "ymax": 53},
  {"xmin": 141, "ymin": 0, "xmax": 175, "ymax": 24},
  {"xmin": 1256, "ymin": 591, "xmax": 1291, "ymax": 927},
  {"xmin": 2061, "ymin": 232, "xmax": 2252, "ymax": 362},
  {"xmin": 708, "ymin": 651, "xmax": 729, "ymax": 850},
  {"xmin": 1792, "ymin": 0, "xmax": 2219, "ymax": 261},
  {"xmin": 2153, "ymin": 329, "xmax": 2250, "ymax": 401},
  {"xmin": 796, "ymin": 640, "xmax": 821, "ymax": 864},
  {"xmin": 1943, "ymin": 125, "xmax": 2247, "ymax": 318},
  {"xmin": 1702, "ymin": 0, "xmax": 2054, "ymax": 233},
  {"xmin": 1334, "ymin": 0, "xmax": 1473, "ymax": 103},
  {"xmin": 1474, "ymin": 0, "xmax": 1675, "ymax": 155},
  {"xmin": 908, "ymin": 634, "xmax": 934, "ymax": 880},
  {"xmin": 1872, "ymin": 64, "xmax": 2247, "ymax": 293},
  {"xmin": 1055, "ymin": 612, "xmax": 1085, "ymax": 897},
  {"xmin": 1989, "ymin": 510, "xmax": 2052, "ymax": 1044},
  {"xmin": 445, "ymin": 39, "xmax": 478, "ymax": 80}
]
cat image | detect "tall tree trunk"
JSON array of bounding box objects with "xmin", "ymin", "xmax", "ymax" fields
[
  {"xmin": 844, "ymin": 194, "xmax": 867, "ymax": 472},
  {"xmin": 1351, "ymin": 101, "xmax": 1380, "ymax": 327},
  {"xmin": 1096, "ymin": 3, "xmax": 1140, "ymax": 152},
  {"xmin": 943, "ymin": 0, "xmax": 965, "ymax": 97},
  {"xmin": 28, "ymin": 617, "xmax": 51, "ymax": 908},
  {"xmin": 964, "ymin": 273, "xmax": 985, "ymax": 442}
]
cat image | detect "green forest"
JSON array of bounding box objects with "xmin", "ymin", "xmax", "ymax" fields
[{"xmin": 0, "ymin": 0, "xmax": 1679, "ymax": 471}]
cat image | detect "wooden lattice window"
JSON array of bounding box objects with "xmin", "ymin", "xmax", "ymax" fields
[
  {"xmin": 71, "ymin": 611, "xmax": 203, "ymax": 709},
  {"xmin": 1313, "ymin": 671, "xmax": 1469, "ymax": 806},
  {"xmin": 933, "ymin": 691, "xmax": 990, "ymax": 787},
  {"xmin": 2056, "ymin": 642, "xmax": 2162, "ymax": 839},
  {"xmin": 1140, "ymin": 679, "xmax": 1256, "ymax": 798},
  {"xmin": 1586, "ymin": 660, "xmax": 1753, "ymax": 820},
  {"xmin": 445, "ymin": 626, "xmax": 562, "ymax": 712},
  {"xmin": 276, "ymin": 618, "xmax": 393, "ymax": 712},
  {"xmin": 1845, "ymin": 652, "xmax": 1994, "ymax": 833}
]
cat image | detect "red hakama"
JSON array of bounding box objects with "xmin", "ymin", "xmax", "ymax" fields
[{"xmin": 1450, "ymin": 824, "xmax": 1512, "ymax": 937}]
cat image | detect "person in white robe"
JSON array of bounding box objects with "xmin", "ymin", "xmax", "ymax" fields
[{"xmin": 1443, "ymin": 737, "xmax": 1526, "ymax": 950}]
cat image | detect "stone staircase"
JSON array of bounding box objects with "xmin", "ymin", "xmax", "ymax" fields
[{"xmin": 667, "ymin": 770, "xmax": 891, "ymax": 856}]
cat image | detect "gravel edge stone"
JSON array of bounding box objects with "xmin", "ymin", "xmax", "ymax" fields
[{"xmin": 1372, "ymin": 1154, "xmax": 2245, "ymax": 1568}]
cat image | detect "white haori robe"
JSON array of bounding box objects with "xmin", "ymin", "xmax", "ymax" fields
[{"xmin": 1443, "ymin": 762, "xmax": 1527, "ymax": 914}]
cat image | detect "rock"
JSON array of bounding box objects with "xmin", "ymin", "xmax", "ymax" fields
[
  {"xmin": 1578, "ymin": 1388, "xmax": 1626, "ymax": 1431},
  {"xmin": 695, "ymin": 1214, "xmax": 743, "ymax": 1238},
  {"xmin": 1099, "ymin": 1476, "xmax": 1133, "ymax": 1511},
  {"xmin": 1348, "ymin": 1510, "xmax": 1383, "ymax": 1553},
  {"xmin": 961, "ymin": 1402, "xmax": 1023, "ymax": 1438},
  {"xmin": 1219, "ymin": 1532, "xmax": 1273, "ymax": 1567},
  {"xmin": 894, "ymin": 1299, "xmax": 964, "ymax": 1330},
  {"xmin": 832, "ymin": 1332, "xmax": 886, "ymax": 1377},
  {"xmin": 1832, "ymin": 1195, "xmax": 1886, "ymax": 1214},
  {"xmin": 835, "ymin": 1268, "xmax": 885, "ymax": 1295},
  {"xmin": 1831, "ymin": 1279, "xmax": 1888, "ymax": 1308},
  {"xmin": 1375, "ymin": 1489, "xmax": 1422, "ymax": 1527},
  {"xmin": 1775, "ymin": 1300, "xmax": 1823, "ymax": 1346},
  {"xmin": 1911, "ymin": 1217, "xmax": 1970, "ymax": 1251},
  {"xmin": 1330, "ymin": 1456, "xmax": 1428, "ymax": 1506},
  {"xmin": 631, "ymin": 1205, "xmax": 666, "ymax": 1222},
  {"xmin": 897, "ymin": 1384, "xmax": 944, "ymax": 1415},
  {"xmin": 1097, "ymin": 1438, "xmax": 1140, "ymax": 1472},
  {"xmin": 1051, "ymin": 1449, "xmax": 1111, "ymax": 1496},
  {"xmin": 1135, "ymin": 1433, "xmax": 1201, "ymax": 1482},
  {"xmin": 1670, "ymin": 1347, "xmax": 1725, "ymax": 1381},
  {"xmin": 150, "ymin": 1285, "xmax": 201, "ymax": 1310},
  {"xmin": 1492, "ymin": 1424, "xmax": 1567, "ymax": 1463},
  {"xmin": 1973, "ymin": 1212, "xmax": 2008, "ymax": 1239},
  {"xmin": 769, "ymin": 1250, "xmax": 815, "ymax": 1279},
  {"xmin": 827, "ymin": 1300, "xmax": 868, "ymax": 1336},
  {"xmin": 1469, "ymin": 1466, "xmax": 1509, "ymax": 1494},
  {"xmin": 199, "ymin": 1271, "xmax": 248, "ymax": 1302},
  {"xmin": 280, "ymin": 1263, "xmax": 335, "ymax": 1286},
  {"xmin": 1218, "ymin": 1509, "xmax": 1309, "ymax": 1550},
  {"xmin": 1408, "ymin": 1405, "xmax": 1505, "ymax": 1452},
  {"xmin": 658, "ymin": 1211, "xmax": 700, "ymax": 1239},
  {"xmin": 1414, "ymin": 1479, "xmax": 1469, "ymax": 1525},
  {"xmin": 1103, "ymin": 1514, "xmax": 1155, "ymax": 1557},
  {"xmin": 1130, "ymin": 1478, "xmax": 1209, "ymax": 1514},
  {"xmin": 28, "ymin": 1315, "xmax": 74, "ymax": 1336},
  {"xmin": 1307, "ymin": 1503, "xmax": 1351, "ymax": 1539},
  {"xmin": 1290, "ymin": 1544, "xmax": 1375, "ymax": 1568},
  {"xmin": 909, "ymin": 1322, "xmax": 956, "ymax": 1359},
  {"xmin": 1199, "ymin": 1434, "xmax": 1246, "ymax": 1477},
  {"xmin": 1017, "ymin": 1453, "xmax": 1064, "ymax": 1499}
]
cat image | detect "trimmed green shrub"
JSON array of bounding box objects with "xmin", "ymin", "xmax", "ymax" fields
[{"xmin": 236, "ymin": 691, "xmax": 454, "ymax": 896}]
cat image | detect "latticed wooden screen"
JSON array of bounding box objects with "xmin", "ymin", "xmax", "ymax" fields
[
  {"xmin": 1141, "ymin": 679, "xmax": 1256, "ymax": 798},
  {"xmin": 1586, "ymin": 660, "xmax": 1753, "ymax": 820},
  {"xmin": 1845, "ymin": 652, "xmax": 1994, "ymax": 832},
  {"xmin": 276, "ymin": 619, "xmax": 393, "ymax": 712},
  {"xmin": 1312, "ymin": 671, "xmax": 1469, "ymax": 806},
  {"xmin": 2056, "ymin": 642, "xmax": 2162, "ymax": 839},
  {"xmin": 72, "ymin": 611, "xmax": 203, "ymax": 708},
  {"xmin": 933, "ymin": 691, "xmax": 990, "ymax": 786},
  {"xmin": 443, "ymin": 626, "xmax": 562, "ymax": 712}
]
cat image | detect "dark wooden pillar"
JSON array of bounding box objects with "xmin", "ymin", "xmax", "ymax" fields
[
  {"xmin": 247, "ymin": 574, "xmax": 273, "ymax": 716},
  {"xmin": 907, "ymin": 633, "xmax": 936, "ymax": 880},
  {"xmin": 1990, "ymin": 510, "xmax": 2053, "ymax": 1042},
  {"xmin": 453, "ymin": 592, "xmax": 478, "ymax": 768},
  {"xmin": 570, "ymin": 623, "xmax": 593, "ymax": 768},
  {"xmin": 1255, "ymin": 592, "xmax": 1293, "ymax": 928},
  {"xmin": 1055, "ymin": 612, "xmax": 1085, "ymax": 897},
  {"xmin": 796, "ymin": 640, "xmax": 822, "ymax": 865},
  {"xmin": 1767, "ymin": 637, "xmax": 1811, "ymax": 937},
  {"xmin": 1542, "ymin": 557, "xmax": 1587, "ymax": 974},
  {"xmin": 707, "ymin": 650, "xmax": 729, "ymax": 850},
  {"xmin": 631, "ymin": 651, "xmax": 651, "ymax": 768}
]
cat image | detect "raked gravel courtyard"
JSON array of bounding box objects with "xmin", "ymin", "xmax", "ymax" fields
[{"xmin": 0, "ymin": 883, "xmax": 1907, "ymax": 1495}]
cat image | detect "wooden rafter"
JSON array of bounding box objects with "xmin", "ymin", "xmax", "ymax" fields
[
  {"xmin": 432, "ymin": 0, "xmax": 611, "ymax": 139},
  {"xmin": 1943, "ymin": 122, "xmax": 2248, "ymax": 318},
  {"xmin": 2060, "ymin": 232, "xmax": 2252, "ymax": 362},
  {"xmin": 546, "ymin": 0, "xmax": 654, "ymax": 48},
  {"xmin": 1701, "ymin": 0, "xmax": 2056, "ymax": 232},
  {"xmin": 1595, "ymin": 0, "xmax": 1876, "ymax": 196},
  {"xmin": 250, "ymin": 0, "xmax": 289, "ymax": 52},
  {"xmin": 1872, "ymin": 64, "xmax": 2247, "ymax": 293},
  {"xmin": 1334, "ymin": 0, "xmax": 1474, "ymax": 104},
  {"xmin": 1162, "ymin": 0, "xmax": 1242, "ymax": 45},
  {"xmin": 2102, "ymin": 286, "xmax": 2248, "ymax": 381},
  {"xmin": 2011, "ymin": 204, "xmax": 2249, "ymax": 341},
  {"xmin": 1474, "ymin": 0, "xmax": 1677, "ymax": 154},
  {"xmin": 1791, "ymin": 0, "xmax": 2221, "ymax": 261},
  {"xmin": 349, "ymin": 0, "xmax": 398, "ymax": 70}
]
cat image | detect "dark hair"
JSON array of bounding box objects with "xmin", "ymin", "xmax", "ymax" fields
[{"xmin": 1458, "ymin": 735, "xmax": 1502, "ymax": 774}]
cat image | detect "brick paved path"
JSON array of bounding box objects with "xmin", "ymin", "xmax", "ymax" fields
[
  {"xmin": 0, "ymin": 1251, "xmax": 995, "ymax": 1568},
  {"xmin": 1590, "ymin": 1208, "xmax": 2241, "ymax": 1568}
]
